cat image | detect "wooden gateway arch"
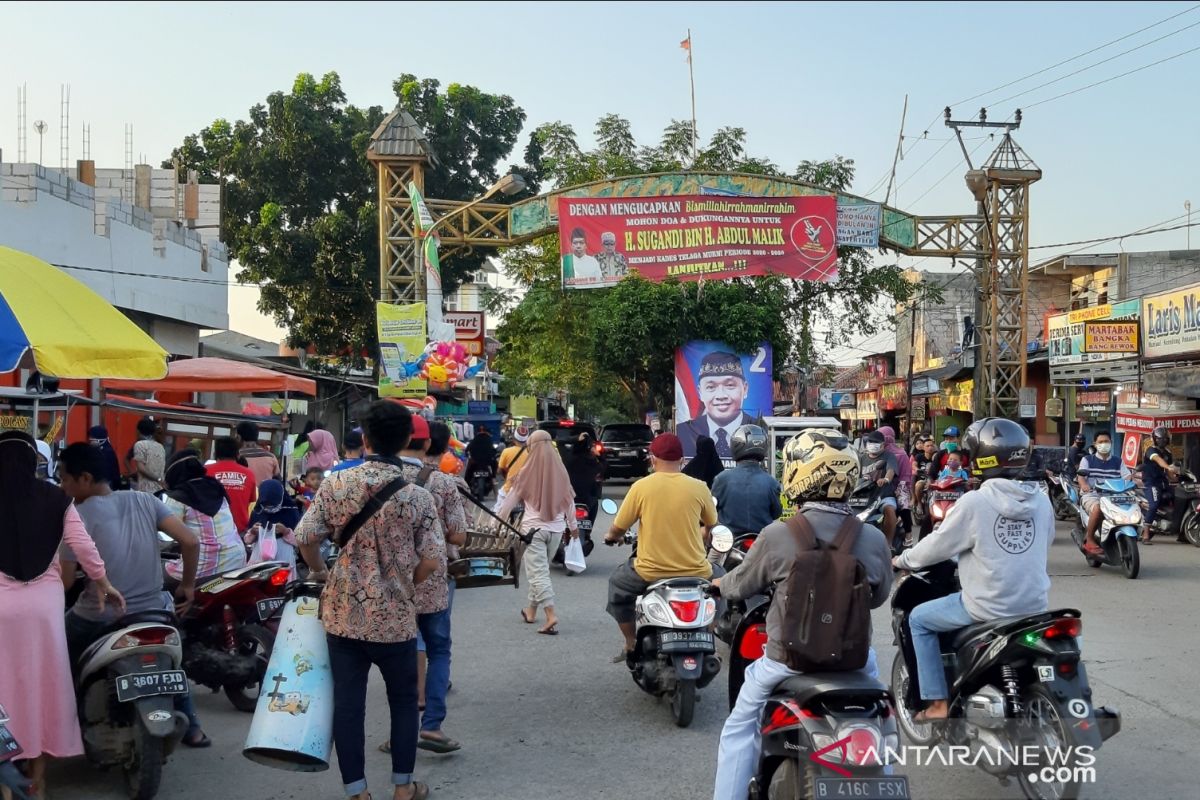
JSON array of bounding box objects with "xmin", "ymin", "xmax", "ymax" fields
[{"xmin": 367, "ymin": 108, "xmax": 1040, "ymax": 417}]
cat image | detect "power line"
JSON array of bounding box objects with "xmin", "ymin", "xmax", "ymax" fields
[
  {"xmin": 51, "ymin": 261, "xmax": 373, "ymax": 296},
  {"xmin": 1023, "ymin": 42, "xmax": 1200, "ymax": 110},
  {"xmin": 905, "ymin": 137, "xmax": 992, "ymax": 208},
  {"xmin": 1030, "ymin": 220, "xmax": 1199, "ymax": 251}
]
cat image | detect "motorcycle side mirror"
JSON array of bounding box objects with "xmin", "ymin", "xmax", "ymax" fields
[
  {"xmin": 157, "ymin": 532, "xmax": 173, "ymax": 544},
  {"xmin": 711, "ymin": 525, "xmax": 734, "ymax": 553},
  {"xmin": 600, "ymin": 498, "xmax": 619, "ymax": 515}
]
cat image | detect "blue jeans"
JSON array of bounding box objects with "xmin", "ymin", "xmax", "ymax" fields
[
  {"xmin": 417, "ymin": 580, "xmax": 454, "ymax": 732},
  {"xmin": 909, "ymin": 592, "xmax": 976, "ymax": 701},
  {"xmin": 713, "ymin": 649, "xmax": 880, "ymax": 800},
  {"xmin": 327, "ymin": 634, "xmax": 419, "ymax": 797}
]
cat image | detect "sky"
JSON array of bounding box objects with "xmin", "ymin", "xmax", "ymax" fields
[{"xmin": 3, "ymin": 1, "xmax": 1199, "ymax": 357}]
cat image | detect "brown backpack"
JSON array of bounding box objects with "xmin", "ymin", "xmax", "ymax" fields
[{"xmin": 779, "ymin": 512, "xmax": 872, "ymax": 672}]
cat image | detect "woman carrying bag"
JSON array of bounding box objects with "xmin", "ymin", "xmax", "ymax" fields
[{"xmin": 496, "ymin": 430, "xmax": 579, "ymax": 635}]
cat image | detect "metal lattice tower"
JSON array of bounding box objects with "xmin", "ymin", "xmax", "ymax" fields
[
  {"xmin": 16, "ymin": 85, "xmax": 28, "ymax": 162},
  {"xmin": 60, "ymin": 84, "xmax": 70, "ymax": 169},
  {"xmin": 367, "ymin": 107, "xmax": 434, "ymax": 303},
  {"xmin": 124, "ymin": 124, "xmax": 134, "ymax": 202}
]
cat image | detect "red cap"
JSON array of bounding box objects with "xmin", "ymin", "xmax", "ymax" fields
[
  {"xmin": 649, "ymin": 432, "xmax": 684, "ymax": 461},
  {"xmin": 410, "ymin": 415, "xmax": 430, "ymax": 441}
]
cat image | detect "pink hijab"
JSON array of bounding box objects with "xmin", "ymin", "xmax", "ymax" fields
[
  {"xmin": 879, "ymin": 426, "xmax": 912, "ymax": 484},
  {"xmin": 501, "ymin": 430, "xmax": 576, "ymax": 522},
  {"xmin": 303, "ymin": 429, "xmax": 339, "ymax": 472}
]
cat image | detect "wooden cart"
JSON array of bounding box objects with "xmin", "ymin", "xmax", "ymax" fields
[{"xmin": 448, "ymin": 490, "xmax": 528, "ymax": 590}]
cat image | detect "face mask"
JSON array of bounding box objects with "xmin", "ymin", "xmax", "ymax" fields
[
  {"xmin": 1096, "ymin": 443, "xmax": 1112, "ymax": 456},
  {"xmin": 944, "ymin": 442, "xmax": 958, "ymax": 452},
  {"xmin": 866, "ymin": 443, "xmax": 884, "ymax": 456}
]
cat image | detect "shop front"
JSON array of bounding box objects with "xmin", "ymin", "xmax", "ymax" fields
[
  {"xmin": 854, "ymin": 390, "xmax": 879, "ymax": 430},
  {"xmin": 878, "ymin": 380, "xmax": 907, "ymax": 435}
]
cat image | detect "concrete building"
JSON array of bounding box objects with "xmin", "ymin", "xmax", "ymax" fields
[
  {"xmin": 0, "ymin": 160, "xmax": 227, "ymax": 357},
  {"xmin": 1033, "ymin": 250, "xmax": 1200, "ymax": 308}
]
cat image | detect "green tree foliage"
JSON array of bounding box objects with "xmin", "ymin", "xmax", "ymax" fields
[
  {"xmin": 494, "ymin": 116, "xmax": 922, "ymax": 418},
  {"xmin": 167, "ymin": 72, "xmax": 529, "ymax": 360}
]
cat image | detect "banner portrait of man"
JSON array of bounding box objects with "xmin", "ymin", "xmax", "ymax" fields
[{"xmin": 674, "ymin": 342, "xmax": 773, "ymax": 459}]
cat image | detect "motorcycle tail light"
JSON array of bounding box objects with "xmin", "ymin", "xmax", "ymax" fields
[
  {"xmin": 762, "ymin": 700, "xmax": 806, "ymax": 735},
  {"xmin": 575, "ymin": 507, "xmax": 588, "ymax": 520},
  {"xmin": 738, "ymin": 623, "xmax": 769, "ymax": 660},
  {"xmin": 741, "ymin": 536, "xmax": 756, "ymax": 550},
  {"xmin": 1045, "ymin": 617, "xmax": 1082, "ymax": 640},
  {"xmin": 1057, "ymin": 660, "xmax": 1079, "ymax": 678},
  {"xmin": 669, "ymin": 599, "xmax": 700, "ymax": 623},
  {"xmin": 112, "ymin": 627, "xmax": 180, "ymax": 650},
  {"xmin": 931, "ymin": 505, "xmax": 945, "ymax": 521},
  {"xmin": 838, "ymin": 725, "xmax": 883, "ymax": 766},
  {"xmin": 269, "ymin": 568, "xmax": 291, "ymax": 587}
]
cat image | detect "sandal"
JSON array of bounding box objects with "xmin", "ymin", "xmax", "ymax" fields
[
  {"xmin": 182, "ymin": 731, "xmax": 212, "ymax": 748},
  {"xmin": 417, "ymin": 733, "xmax": 462, "ymax": 753},
  {"xmin": 395, "ymin": 783, "xmax": 430, "ymax": 800},
  {"xmin": 537, "ymin": 625, "xmax": 559, "ymax": 635},
  {"xmin": 519, "ymin": 609, "xmax": 536, "ymax": 624}
]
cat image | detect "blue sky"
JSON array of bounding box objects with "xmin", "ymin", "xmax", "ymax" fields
[{"xmin": 4, "ymin": 1, "xmax": 1199, "ymax": 350}]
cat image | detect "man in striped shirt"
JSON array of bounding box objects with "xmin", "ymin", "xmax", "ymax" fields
[{"xmin": 1076, "ymin": 430, "xmax": 1131, "ymax": 556}]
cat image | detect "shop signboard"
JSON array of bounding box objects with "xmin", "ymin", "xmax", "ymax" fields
[
  {"xmin": 836, "ymin": 203, "xmax": 881, "ymax": 247},
  {"xmin": 817, "ymin": 388, "xmax": 857, "ymax": 410},
  {"xmin": 943, "ymin": 380, "xmax": 974, "ymax": 413},
  {"xmin": 1047, "ymin": 300, "xmax": 1140, "ymax": 365},
  {"xmin": 1082, "ymin": 321, "xmax": 1139, "ymax": 354},
  {"xmin": 1077, "ymin": 390, "xmax": 1112, "ymax": 410},
  {"xmin": 856, "ymin": 391, "xmax": 878, "ymax": 421},
  {"xmin": 1142, "ymin": 282, "xmax": 1200, "ymax": 359},
  {"xmin": 910, "ymin": 376, "xmax": 941, "ymax": 396},
  {"xmin": 376, "ymin": 302, "xmax": 427, "ymax": 399},
  {"xmin": 0, "ymin": 414, "xmax": 34, "ymax": 435},
  {"xmin": 1122, "ymin": 433, "xmax": 1142, "ymax": 469},
  {"xmin": 878, "ymin": 381, "xmax": 907, "ymax": 411},
  {"xmin": 443, "ymin": 311, "xmax": 486, "ymax": 356},
  {"xmin": 911, "ymin": 396, "xmax": 927, "ymax": 421},
  {"xmin": 1116, "ymin": 410, "xmax": 1200, "ymax": 435}
]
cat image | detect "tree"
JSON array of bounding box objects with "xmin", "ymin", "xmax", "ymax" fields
[{"xmin": 167, "ymin": 72, "xmax": 530, "ymax": 360}]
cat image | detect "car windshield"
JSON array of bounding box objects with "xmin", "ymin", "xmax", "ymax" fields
[
  {"xmin": 540, "ymin": 422, "xmax": 597, "ymax": 445},
  {"xmin": 601, "ymin": 425, "xmax": 653, "ymax": 443}
]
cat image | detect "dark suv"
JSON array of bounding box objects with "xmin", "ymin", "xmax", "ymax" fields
[
  {"xmin": 599, "ymin": 423, "xmax": 654, "ymax": 479},
  {"xmin": 538, "ymin": 420, "xmax": 599, "ymax": 451}
]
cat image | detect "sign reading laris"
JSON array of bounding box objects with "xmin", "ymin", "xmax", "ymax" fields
[
  {"xmin": 1142, "ymin": 282, "xmax": 1200, "ymax": 359},
  {"xmin": 559, "ymin": 195, "xmax": 837, "ymax": 289}
]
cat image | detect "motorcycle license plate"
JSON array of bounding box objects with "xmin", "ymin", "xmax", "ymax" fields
[
  {"xmin": 115, "ymin": 670, "xmax": 189, "ymax": 703},
  {"xmin": 257, "ymin": 597, "xmax": 286, "ymax": 621},
  {"xmin": 659, "ymin": 630, "xmax": 715, "ymax": 652},
  {"xmin": 579, "ymin": 519, "xmax": 593, "ymax": 531},
  {"xmin": 812, "ymin": 777, "xmax": 910, "ymax": 800}
]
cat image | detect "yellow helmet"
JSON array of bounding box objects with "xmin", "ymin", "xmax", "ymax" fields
[{"xmin": 781, "ymin": 429, "xmax": 860, "ymax": 503}]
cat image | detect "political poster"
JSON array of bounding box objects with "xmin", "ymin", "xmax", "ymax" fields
[
  {"xmin": 559, "ymin": 195, "xmax": 837, "ymax": 289},
  {"xmin": 674, "ymin": 341, "xmax": 773, "ymax": 460},
  {"xmin": 817, "ymin": 388, "xmax": 856, "ymax": 410},
  {"xmin": 376, "ymin": 302, "xmax": 427, "ymax": 399},
  {"xmin": 837, "ymin": 203, "xmax": 881, "ymax": 247}
]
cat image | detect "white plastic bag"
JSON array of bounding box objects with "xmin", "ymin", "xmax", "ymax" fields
[
  {"xmin": 249, "ymin": 525, "xmax": 278, "ymax": 564},
  {"xmin": 564, "ymin": 535, "xmax": 587, "ymax": 573}
]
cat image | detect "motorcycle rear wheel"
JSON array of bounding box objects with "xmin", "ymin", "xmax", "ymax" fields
[
  {"xmin": 1119, "ymin": 537, "xmax": 1140, "ymax": 579},
  {"xmin": 671, "ymin": 679, "xmax": 696, "ymax": 728},
  {"xmin": 1184, "ymin": 512, "xmax": 1200, "ymax": 547},
  {"xmin": 890, "ymin": 654, "xmax": 937, "ymax": 746},
  {"xmin": 1054, "ymin": 496, "xmax": 1075, "ymax": 521},
  {"xmin": 1015, "ymin": 685, "xmax": 1085, "ymax": 800},
  {"xmin": 123, "ymin": 726, "xmax": 164, "ymax": 800},
  {"xmin": 767, "ymin": 759, "xmax": 802, "ymax": 800},
  {"xmin": 225, "ymin": 623, "xmax": 275, "ymax": 712}
]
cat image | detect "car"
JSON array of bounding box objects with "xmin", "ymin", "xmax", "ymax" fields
[
  {"xmin": 538, "ymin": 419, "xmax": 599, "ymax": 451},
  {"xmin": 599, "ymin": 423, "xmax": 654, "ymax": 479}
]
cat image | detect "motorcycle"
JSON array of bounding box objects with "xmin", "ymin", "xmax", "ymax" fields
[
  {"xmin": 1046, "ymin": 465, "xmax": 1079, "ymax": 521},
  {"xmin": 1135, "ymin": 467, "xmax": 1199, "ymax": 543},
  {"xmin": 891, "ymin": 564, "xmax": 1120, "ymax": 800},
  {"xmin": 469, "ymin": 464, "xmax": 495, "ymax": 501},
  {"xmin": 552, "ymin": 502, "xmax": 598, "ymax": 574},
  {"xmin": 849, "ymin": 478, "xmax": 885, "ymax": 528},
  {"xmin": 76, "ymin": 610, "xmax": 189, "ymax": 799},
  {"xmin": 1071, "ymin": 477, "xmax": 1142, "ymax": 579},
  {"xmin": 925, "ymin": 474, "xmax": 968, "ymax": 535},
  {"xmin": 0, "ymin": 703, "xmax": 33, "ymax": 800},
  {"xmin": 724, "ymin": 587, "xmax": 907, "ymax": 800}
]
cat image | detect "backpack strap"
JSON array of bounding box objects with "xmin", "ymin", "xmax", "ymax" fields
[
  {"xmin": 416, "ymin": 465, "xmax": 436, "ymax": 488},
  {"xmin": 831, "ymin": 512, "xmax": 862, "ymax": 552},
  {"xmin": 785, "ymin": 512, "xmax": 819, "ymax": 550},
  {"xmin": 336, "ymin": 476, "xmax": 407, "ymax": 549}
]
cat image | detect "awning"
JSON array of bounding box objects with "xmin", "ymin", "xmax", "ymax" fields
[
  {"xmin": 103, "ymin": 357, "xmax": 317, "ymax": 397},
  {"xmin": 101, "ymin": 394, "xmax": 289, "ymax": 429},
  {"xmin": 1115, "ymin": 409, "xmax": 1200, "ymax": 436},
  {"xmin": 1142, "ymin": 365, "xmax": 1200, "ymax": 398},
  {"xmin": 913, "ymin": 362, "xmax": 973, "ymax": 382}
]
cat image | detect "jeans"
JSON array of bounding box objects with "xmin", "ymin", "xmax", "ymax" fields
[
  {"xmin": 327, "ymin": 634, "xmax": 419, "ymax": 797},
  {"xmin": 417, "ymin": 580, "xmax": 454, "ymax": 732},
  {"xmin": 713, "ymin": 649, "xmax": 879, "ymax": 800},
  {"xmin": 909, "ymin": 592, "xmax": 976, "ymax": 701}
]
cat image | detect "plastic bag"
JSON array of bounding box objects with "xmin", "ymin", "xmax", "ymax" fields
[
  {"xmin": 249, "ymin": 525, "xmax": 278, "ymax": 564},
  {"xmin": 564, "ymin": 535, "xmax": 587, "ymax": 573}
]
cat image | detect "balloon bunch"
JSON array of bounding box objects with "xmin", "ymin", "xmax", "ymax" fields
[{"xmin": 415, "ymin": 341, "xmax": 485, "ymax": 389}]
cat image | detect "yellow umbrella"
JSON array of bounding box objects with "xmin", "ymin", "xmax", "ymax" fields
[{"xmin": 0, "ymin": 246, "xmax": 168, "ymax": 379}]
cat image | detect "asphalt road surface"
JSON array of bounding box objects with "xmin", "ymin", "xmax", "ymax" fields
[{"xmin": 50, "ymin": 483, "xmax": 1200, "ymax": 800}]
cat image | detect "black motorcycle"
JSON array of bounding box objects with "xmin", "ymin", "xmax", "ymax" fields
[
  {"xmin": 552, "ymin": 502, "xmax": 597, "ymax": 574},
  {"xmin": 890, "ymin": 563, "xmax": 1121, "ymax": 800},
  {"xmin": 469, "ymin": 463, "xmax": 495, "ymax": 501},
  {"xmin": 723, "ymin": 587, "xmax": 907, "ymax": 800},
  {"xmin": 1135, "ymin": 467, "xmax": 1199, "ymax": 543},
  {"xmin": 0, "ymin": 704, "xmax": 32, "ymax": 800}
]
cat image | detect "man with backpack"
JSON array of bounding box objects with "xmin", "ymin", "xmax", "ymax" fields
[{"xmin": 710, "ymin": 429, "xmax": 893, "ymax": 800}]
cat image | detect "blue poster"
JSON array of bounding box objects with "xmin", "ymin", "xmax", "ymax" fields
[{"xmin": 674, "ymin": 341, "xmax": 773, "ymax": 459}]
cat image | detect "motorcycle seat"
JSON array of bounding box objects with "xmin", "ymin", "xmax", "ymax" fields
[
  {"xmin": 950, "ymin": 607, "xmax": 1081, "ymax": 649},
  {"xmin": 220, "ymin": 561, "xmax": 290, "ymax": 580},
  {"xmin": 774, "ymin": 671, "xmax": 890, "ymax": 705},
  {"xmin": 645, "ymin": 576, "xmax": 709, "ymax": 592},
  {"xmin": 99, "ymin": 609, "xmax": 177, "ymax": 637}
]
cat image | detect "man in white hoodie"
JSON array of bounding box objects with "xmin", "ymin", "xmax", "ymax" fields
[{"xmin": 893, "ymin": 417, "xmax": 1054, "ymax": 723}]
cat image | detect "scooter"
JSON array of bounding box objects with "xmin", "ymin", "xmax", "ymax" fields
[
  {"xmin": 1135, "ymin": 468, "xmax": 1198, "ymax": 542},
  {"xmin": 469, "ymin": 464, "xmax": 494, "ymax": 501},
  {"xmin": 76, "ymin": 610, "xmax": 189, "ymax": 800},
  {"xmin": 924, "ymin": 474, "xmax": 968, "ymax": 536},
  {"xmin": 605, "ymin": 499, "xmax": 727, "ymax": 727},
  {"xmin": 1071, "ymin": 477, "xmax": 1142, "ymax": 579},
  {"xmin": 1046, "ymin": 465, "xmax": 1079, "ymax": 521},
  {"xmin": 724, "ymin": 586, "xmax": 907, "ymax": 800},
  {"xmin": 0, "ymin": 703, "xmax": 33, "ymax": 800},
  {"xmin": 890, "ymin": 563, "xmax": 1120, "ymax": 800}
]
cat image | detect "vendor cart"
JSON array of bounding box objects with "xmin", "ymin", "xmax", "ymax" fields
[{"xmin": 449, "ymin": 489, "xmax": 530, "ymax": 590}]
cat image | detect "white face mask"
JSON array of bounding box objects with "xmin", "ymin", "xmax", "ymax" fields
[
  {"xmin": 1095, "ymin": 442, "xmax": 1112, "ymax": 456},
  {"xmin": 866, "ymin": 443, "xmax": 884, "ymax": 456}
]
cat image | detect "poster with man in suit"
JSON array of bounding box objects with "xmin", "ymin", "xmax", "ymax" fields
[{"xmin": 674, "ymin": 343, "xmax": 773, "ymax": 459}]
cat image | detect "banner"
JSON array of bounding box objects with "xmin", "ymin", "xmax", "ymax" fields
[
  {"xmin": 856, "ymin": 391, "xmax": 878, "ymax": 421},
  {"xmin": 674, "ymin": 341, "xmax": 773, "ymax": 459},
  {"xmin": 1048, "ymin": 300, "xmax": 1139, "ymax": 366},
  {"xmin": 943, "ymin": 380, "xmax": 974, "ymax": 413},
  {"xmin": 837, "ymin": 203, "xmax": 881, "ymax": 247},
  {"xmin": 1083, "ymin": 321, "xmax": 1139, "ymax": 354},
  {"xmin": 376, "ymin": 302, "xmax": 427, "ymax": 399},
  {"xmin": 444, "ymin": 311, "xmax": 486, "ymax": 357},
  {"xmin": 817, "ymin": 388, "xmax": 856, "ymax": 410},
  {"xmin": 879, "ymin": 381, "xmax": 907, "ymax": 412},
  {"xmin": 559, "ymin": 195, "xmax": 837, "ymax": 289},
  {"xmin": 1142, "ymin": 282, "xmax": 1200, "ymax": 359},
  {"xmin": 510, "ymin": 395, "xmax": 538, "ymax": 419}
]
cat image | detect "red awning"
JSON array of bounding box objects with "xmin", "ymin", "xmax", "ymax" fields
[
  {"xmin": 103, "ymin": 357, "xmax": 317, "ymax": 397},
  {"xmin": 1115, "ymin": 409, "xmax": 1200, "ymax": 435},
  {"xmin": 102, "ymin": 394, "xmax": 288, "ymax": 429}
]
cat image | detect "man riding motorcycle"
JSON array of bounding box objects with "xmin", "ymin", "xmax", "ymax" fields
[
  {"xmin": 710, "ymin": 429, "xmax": 893, "ymax": 799},
  {"xmin": 1065, "ymin": 432, "xmax": 1088, "ymax": 479},
  {"xmin": 1077, "ymin": 429, "xmax": 1132, "ymax": 557},
  {"xmin": 603, "ymin": 433, "xmax": 719, "ymax": 662},
  {"xmin": 892, "ymin": 417, "xmax": 1054, "ymax": 722},
  {"xmin": 860, "ymin": 430, "xmax": 900, "ymax": 548},
  {"xmin": 711, "ymin": 425, "xmax": 782, "ymax": 534},
  {"xmin": 1141, "ymin": 425, "xmax": 1178, "ymax": 544}
]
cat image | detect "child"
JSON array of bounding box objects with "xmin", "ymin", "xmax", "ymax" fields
[
  {"xmin": 938, "ymin": 452, "xmax": 970, "ymax": 482},
  {"xmin": 292, "ymin": 466, "xmax": 324, "ymax": 511}
]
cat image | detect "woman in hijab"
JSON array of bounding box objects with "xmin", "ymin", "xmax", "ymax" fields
[
  {"xmin": 497, "ymin": 430, "xmax": 580, "ymax": 635},
  {"xmin": 87, "ymin": 425, "xmax": 123, "ymax": 490},
  {"xmin": 162, "ymin": 449, "xmax": 247, "ymax": 581},
  {"xmin": 245, "ymin": 479, "xmax": 302, "ymax": 573},
  {"xmin": 0, "ymin": 431, "xmax": 124, "ymax": 797},
  {"xmin": 302, "ymin": 428, "xmax": 339, "ymax": 474},
  {"xmin": 683, "ymin": 435, "xmax": 725, "ymax": 488},
  {"xmin": 564, "ymin": 433, "xmax": 603, "ymax": 514},
  {"xmin": 879, "ymin": 425, "xmax": 914, "ymax": 540}
]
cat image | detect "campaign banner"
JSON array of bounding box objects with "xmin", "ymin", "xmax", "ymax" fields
[
  {"xmin": 559, "ymin": 195, "xmax": 837, "ymax": 289},
  {"xmin": 817, "ymin": 388, "xmax": 856, "ymax": 410},
  {"xmin": 1142, "ymin": 282, "xmax": 1200, "ymax": 359},
  {"xmin": 837, "ymin": 203, "xmax": 881, "ymax": 247},
  {"xmin": 674, "ymin": 341, "xmax": 773, "ymax": 459},
  {"xmin": 376, "ymin": 302, "xmax": 427, "ymax": 399}
]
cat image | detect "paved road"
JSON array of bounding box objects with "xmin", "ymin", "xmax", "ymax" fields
[{"xmin": 50, "ymin": 484, "xmax": 1200, "ymax": 800}]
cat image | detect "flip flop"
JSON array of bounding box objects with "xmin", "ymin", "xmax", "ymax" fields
[
  {"xmin": 611, "ymin": 649, "xmax": 631, "ymax": 663},
  {"xmin": 182, "ymin": 731, "xmax": 212, "ymax": 748},
  {"xmin": 537, "ymin": 625, "xmax": 559, "ymax": 635},
  {"xmin": 379, "ymin": 740, "xmax": 391, "ymax": 754},
  {"xmin": 519, "ymin": 609, "xmax": 536, "ymax": 624},
  {"xmin": 912, "ymin": 710, "xmax": 948, "ymax": 724},
  {"xmin": 417, "ymin": 734, "xmax": 462, "ymax": 754}
]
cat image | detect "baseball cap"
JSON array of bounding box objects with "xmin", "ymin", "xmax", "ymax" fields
[
  {"xmin": 649, "ymin": 433, "xmax": 684, "ymax": 462},
  {"xmin": 410, "ymin": 415, "xmax": 430, "ymax": 441}
]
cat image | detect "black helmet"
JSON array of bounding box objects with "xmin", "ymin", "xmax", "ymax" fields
[
  {"xmin": 963, "ymin": 417, "xmax": 1030, "ymax": 481},
  {"xmin": 731, "ymin": 424, "xmax": 768, "ymax": 461},
  {"xmin": 1151, "ymin": 425, "xmax": 1171, "ymax": 449},
  {"xmin": 1073, "ymin": 432, "xmax": 1086, "ymax": 445}
]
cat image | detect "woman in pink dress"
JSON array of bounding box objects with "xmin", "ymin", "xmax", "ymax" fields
[{"xmin": 0, "ymin": 431, "xmax": 124, "ymax": 798}]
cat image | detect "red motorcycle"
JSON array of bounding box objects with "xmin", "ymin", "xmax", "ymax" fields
[
  {"xmin": 923, "ymin": 474, "xmax": 968, "ymax": 538},
  {"xmin": 176, "ymin": 561, "xmax": 291, "ymax": 712}
]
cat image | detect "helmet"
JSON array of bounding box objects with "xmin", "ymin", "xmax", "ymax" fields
[
  {"xmin": 963, "ymin": 418, "xmax": 1030, "ymax": 482},
  {"xmin": 781, "ymin": 430, "xmax": 860, "ymax": 503},
  {"xmin": 943, "ymin": 426, "xmax": 960, "ymax": 438},
  {"xmin": 730, "ymin": 424, "xmax": 768, "ymax": 461},
  {"xmin": 1151, "ymin": 425, "xmax": 1171, "ymax": 449},
  {"xmin": 1073, "ymin": 432, "xmax": 1086, "ymax": 445}
]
